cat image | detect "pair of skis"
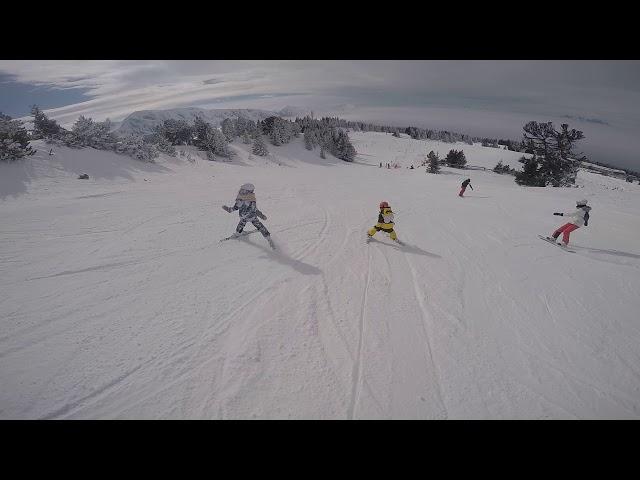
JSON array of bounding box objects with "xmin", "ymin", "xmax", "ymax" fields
[
  {"xmin": 366, "ymin": 236, "xmax": 404, "ymax": 246},
  {"xmin": 220, "ymin": 229, "xmax": 276, "ymax": 250}
]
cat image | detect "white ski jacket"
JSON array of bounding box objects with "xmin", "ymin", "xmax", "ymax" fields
[{"xmin": 561, "ymin": 206, "xmax": 591, "ymax": 227}]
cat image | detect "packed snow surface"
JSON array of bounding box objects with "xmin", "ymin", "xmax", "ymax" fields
[{"xmin": 2, "ymin": 132, "xmax": 640, "ymax": 419}]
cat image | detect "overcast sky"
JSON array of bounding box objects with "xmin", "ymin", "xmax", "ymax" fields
[{"xmin": 1, "ymin": 60, "xmax": 639, "ymax": 170}]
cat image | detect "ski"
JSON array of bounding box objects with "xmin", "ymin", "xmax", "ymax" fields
[
  {"xmin": 219, "ymin": 229, "xmax": 259, "ymax": 242},
  {"xmin": 538, "ymin": 235, "xmax": 575, "ymax": 252}
]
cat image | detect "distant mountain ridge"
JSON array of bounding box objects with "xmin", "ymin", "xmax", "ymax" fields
[{"xmin": 115, "ymin": 107, "xmax": 282, "ymax": 136}]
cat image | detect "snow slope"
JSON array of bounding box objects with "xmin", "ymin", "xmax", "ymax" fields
[{"xmin": 1, "ymin": 133, "xmax": 640, "ymax": 419}]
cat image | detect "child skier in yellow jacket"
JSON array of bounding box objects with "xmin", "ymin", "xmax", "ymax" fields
[{"xmin": 367, "ymin": 201, "xmax": 402, "ymax": 244}]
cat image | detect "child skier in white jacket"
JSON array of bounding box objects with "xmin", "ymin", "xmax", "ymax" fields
[{"xmin": 548, "ymin": 199, "xmax": 592, "ymax": 246}]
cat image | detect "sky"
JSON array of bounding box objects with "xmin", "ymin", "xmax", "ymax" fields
[{"xmin": 1, "ymin": 60, "xmax": 639, "ymax": 171}]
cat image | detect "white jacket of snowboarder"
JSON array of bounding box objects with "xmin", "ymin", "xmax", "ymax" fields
[{"xmin": 562, "ymin": 206, "xmax": 591, "ymax": 227}]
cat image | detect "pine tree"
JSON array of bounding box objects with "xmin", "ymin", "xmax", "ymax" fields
[
  {"xmin": 202, "ymin": 128, "xmax": 233, "ymax": 159},
  {"xmin": 333, "ymin": 129, "xmax": 356, "ymax": 162},
  {"xmin": 304, "ymin": 130, "xmax": 314, "ymax": 150},
  {"xmin": 427, "ymin": 150, "xmax": 440, "ymax": 173},
  {"xmin": 150, "ymin": 133, "xmax": 177, "ymax": 157},
  {"xmin": 320, "ymin": 147, "xmax": 326, "ymax": 159},
  {"xmin": 160, "ymin": 118, "xmax": 193, "ymax": 145},
  {"xmin": 31, "ymin": 105, "xmax": 62, "ymax": 139},
  {"xmin": 69, "ymin": 116, "xmax": 116, "ymax": 149},
  {"xmin": 113, "ymin": 135, "xmax": 159, "ymax": 162},
  {"xmin": 252, "ymin": 135, "xmax": 268, "ymax": 156},
  {"xmin": 242, "ymin": 132, "xmax": 251, "ymax": 144},
  {"xmin": 522, "ymin": 121, "xmax": 584, "ymax": 186},
  {"xmin": 192, "ymin": 116, "xmax": 211, "ymax": 148},
  {"xmin": 0, "ymin": 113, "xmax": 37, "ymax": 162},
  {"xmin": 445, "ymin": 149, "xmax": 466, "ymax": 168},
  {"xmin": 221, "ymin": 118, "xmax": 236, "ymax": 142},
  {"xmin": 515, "ymin": 156, "xmax": 545, "ymax": 186}
]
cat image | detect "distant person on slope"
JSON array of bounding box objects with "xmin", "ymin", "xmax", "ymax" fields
[
  {"xmin": 459, "ymin": 178, "xmax": 473, "ymax": 197},
  {"xmin": 366, "ymin": 201, "xmax": 402, "ymax": 244},
  {"xmin": 222, "ymin": 183, "xmax": 275, "ymax": 249},
  {"xmin": 547, "ymin": 199, "xmax": 592, "ymax": 246}
]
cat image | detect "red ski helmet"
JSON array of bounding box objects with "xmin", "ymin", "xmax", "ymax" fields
[{"xmin": 379, "ymin": 201, "xmax": 390, "ymax": 209}]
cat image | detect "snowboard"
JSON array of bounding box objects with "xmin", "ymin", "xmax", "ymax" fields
[{"xmin": 538, "ymin": 235, "xmax": 575, "ymax": 253}]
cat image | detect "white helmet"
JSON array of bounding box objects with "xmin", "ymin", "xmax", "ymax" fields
[
  {"xmin": 576, "ymin": 199, "xmax": 588, "ymax": 206},
  {"xmin": 240, "ymin": 183, "xmax": 255, "ymax": 192}
]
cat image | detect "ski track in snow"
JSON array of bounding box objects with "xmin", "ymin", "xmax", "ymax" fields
[
  {"xmin": 348, "ymin": 244, "xmax": 371, "ymax": 419},
  {"xmin": 2, "ymin": 134, "xmax": 640, "ymax": 419}
]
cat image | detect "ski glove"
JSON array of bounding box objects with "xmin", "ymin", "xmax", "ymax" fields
[
  {"xmin": 553, "ymin": 212, "xmax": 563, "ymax": 216},
  {"xmin": 222, "ymin": 205, "xmax": 232, "ymax": 213}
]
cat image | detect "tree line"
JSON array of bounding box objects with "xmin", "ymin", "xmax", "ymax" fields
[{"xmin": 0, "ymin": 108, "xmax": 359, "ymax": 164}]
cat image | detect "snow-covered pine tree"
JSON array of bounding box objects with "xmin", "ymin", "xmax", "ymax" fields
[
  {"xmin": 514, "ymin": 155, "xmax": 544, "ymax": 186},
  {"xmin": 522, "ymin": 121, "xmax": 584, "ymax": 186},
  {"xmin": 160, "ymin": 118, "xmax": 193, "ymax": 146},
  {"xmin": 445, "ymin": 149, "xmax": 466, "ymax": 168},
  {"xmin": 221, "ymin": 118, "xmax": 237, "ymax": 142},
  {"xmin": 114, "ymin": 135, "xmax": 159, "ymax": 162},
  {"xmin": 149, "ymin": 130, "xmax": 177, "ymax": 157},
  {"xmin": 252, "ymin": 135, "xmax": 268, "ymax": 156},
  {"xmin": 213, "ymin": 128, "xmax": 233, "ymax": 158},
  {"xmin": 192, "ymin": 116, "xmax": 211, "ymax": 149},
  {"xmin": 427, "ymin": 150, "xmax": 440, "ymax": 173},
  {"xmin": 68, "ymin": 116, "xmax": 117, "ymax": 149},
  {"xmin": 242, "ymin": 132, "xmax": 251, "ymax": 144},
  {"xmin": 270, "ymin": 125, "xmax": 282, "ymax": 146},
  {"xmin": 31, "ymin": 105, "xmax": 63, "ymax": 140},
  {"xmin": 0, "ymin": 113, "xmax": 37, "ymax": 162},
  {"xmin": 200, "ymin": 127, "xmax": 233, "ymax": 160},
  {"xmin": 304, "ymin": 130, "xmax": 314, "ymax": 150},
  {"xmin": 333, "ymin": 129, "xmax": 356, "ymax": 162}
]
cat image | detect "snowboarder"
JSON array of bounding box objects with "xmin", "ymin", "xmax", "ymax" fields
[
  {"xmin": 459, "ymin": 178, "xmax": 473, "ymax": 197},
  {"xmin": 222, "ymin": 183, "xmax": 275, "ymax": 249},
  {"xmin": 367, "ymin": 201, "xmax": 402, "ymax": 244},
  {"xmin": 547, "ymin": 199, "xmax": 591, "ymax": 246}
]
